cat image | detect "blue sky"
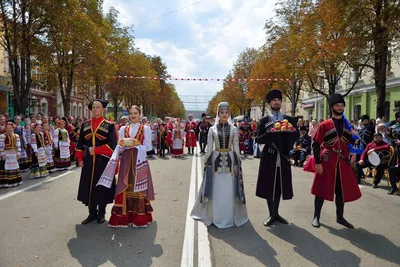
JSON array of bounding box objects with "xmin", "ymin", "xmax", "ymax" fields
[{"xmin": 103, "ymin": 0, "xmax": 277, "ymax": 110}]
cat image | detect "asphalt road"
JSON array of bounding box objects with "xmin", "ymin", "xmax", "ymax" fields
[{"xmin": 0, "ymin": 149, "xmax": 399, "ymax": 267}]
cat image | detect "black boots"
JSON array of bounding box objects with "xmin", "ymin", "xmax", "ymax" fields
[
  {"xmin": 335, "ymin": 195, "xmax": 354, "ymax": 229},
  {"xmin": 312, "ymin": 196, "xmax": 354, "ymax": 228},
  {"xmin": 82, "ymin": 205, "xmax": 98, "ymax": 225},
  {"xmin": 82, "ymin": 205, "xmax": 106, "ymax": 224},
  {"xmin": 264, "ymin": 198, "xmax": 288, "ymax": 227},
  {"xmin": 388, "ymin": 188, "xmax": 399, "ymax": 195},
  {"xmin": 97, "ymin": 205, "xmax": 106, "ymax": 224},
  {"xmin": 312, "ymin": 197, "xmax": 324, "ymax": 228}
]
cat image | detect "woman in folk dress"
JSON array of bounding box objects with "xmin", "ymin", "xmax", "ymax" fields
[
  {"xmin": 53, "ymin": 120, "xmax": 71, "ymax": 171},
  {"xmin": 191, "ymin": 102, "xmax": 248, "ymax": 228},
  {"xmin": 14, "ymin": 115, "xmax": 29, "ymax": 172},
  {"xmin": 106, "ymin": 105, "xmax": 155, "ymax": 228},
  {"xmin": 171, "ymin": 120, "xmax": 185, "ymax": 157},
  {"xmin": 29, "ymin": 123, "xmax": 49, "ymax": 179},
  {"xmin": 42, "ymin": 122, "xmax": 55, "ymax": 173},
  {"xmin": 0, "ymin": 122, "xmax": 23, "ymax": 187}
]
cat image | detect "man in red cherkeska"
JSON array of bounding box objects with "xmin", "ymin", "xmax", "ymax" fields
[
  {"xmin": 185, "ymin": 114, "xmax": 197, "ymax": 155},
  {"xmin": 76, "ymin": 99, "xmax": 117, "ymax": 225},
  {"xmin": 311, "ymin": 94, "xmax": 362, "ymax": 229}
]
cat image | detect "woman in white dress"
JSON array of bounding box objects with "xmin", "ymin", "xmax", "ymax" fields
[{"xmin": 191, "ymin": 102, "xmax": 248, "ymax": 228}]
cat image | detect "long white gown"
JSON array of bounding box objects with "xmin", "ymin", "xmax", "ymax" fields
[{"xmin": 191, "ymin": 123, "xmax": 248, "ymax": 228}]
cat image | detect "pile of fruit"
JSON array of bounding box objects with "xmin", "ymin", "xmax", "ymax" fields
[{"xmin": 270, "ymin": 119, "xmax": 296, "ymax": 132}]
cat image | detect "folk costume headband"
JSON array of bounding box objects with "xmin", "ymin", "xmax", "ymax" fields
[{"xmin": 215, "ymin": 102, "xmax": 232, "ymax": 125}]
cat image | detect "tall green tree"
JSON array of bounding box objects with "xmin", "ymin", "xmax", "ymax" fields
[
  {"xmin": 358, "ymin": 0, "xmax": 400, "ymax": 118},
  {"xmin": 0, "ymin": 0, "xmax": 48, "ymax": 114}
]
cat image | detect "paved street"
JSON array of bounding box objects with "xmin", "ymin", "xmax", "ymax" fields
[{"xmin": 1, "ymin": 148, "xmax": 399, "ymax": 267}]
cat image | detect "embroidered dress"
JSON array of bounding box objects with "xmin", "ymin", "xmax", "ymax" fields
[
  {"xmin": 171, "ymin": 128, "xmax": 184, "ymax": 156},
  {"xmin": 185, "ymin": 121, "xmax": 197, "ymax": 148},
  {"xmin": 191, "ymin": 123, "xmax": 248, "ymax": 228},
  {"xmin": 43, "ymin": 131, "xmax": 55, "ymax": 172},
  {"xmin": 0, "ymin": 133, "xmax": 23, "ymax": 187},
  {"xmin": 29, "ymin": 132, "xmax": 49, "ymax": 179},
  {"xmin": 25, "ymin": 126, "xmax": 32, "ymax": 167},
  {"xmin": 14, "ymin": 125, "xmax": 29, "ymax": 172},
  {"xmin": 53, "ymin": 128, "xmax": 71, "ymax": 171},
  {"xmin": 108, "ymin": 123, "xmax": 155, "ymax": 228}
]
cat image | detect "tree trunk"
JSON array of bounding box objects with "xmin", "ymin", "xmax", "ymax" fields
[
  {"xmin": 374, "ymin": 0, "xmax": 389, "ymax": 119},
  {"xmin": 95, "ymin": 84, "xmax": 101, "ymax": 99},
  {"xmin": 113, "ymin": 97, "xmax": 118, "ymax": 120}
]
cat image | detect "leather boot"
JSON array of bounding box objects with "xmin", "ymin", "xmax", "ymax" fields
[
  {"xmin": 336, "ymin": 194, "xmax": 354, "ymax": 229},
  {"xmin": 312, "ymin": 197, "xmax": 324, "ymax": 228},
  {"xmin": 275, "ymin": 197, "xmax": 288, "ymax": 224},
  {"xmin": 82, "ymin": 205, "xmax": 98, "ymax": 225},
  {"xmin": 264, "ymin": 199, "xmax": 276, "ymax": 226},
  {"xmin": 97, "ymin": 205, "xmax": 106, "ymax": 224},
  {"xmin": 191, "ymin": 147, "xmax": 194, "ymax": 154}
]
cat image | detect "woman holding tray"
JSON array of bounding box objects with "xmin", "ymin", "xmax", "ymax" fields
[{"xmin": 104, "ymin": 105, "xmax": 155, "ymax": 228}]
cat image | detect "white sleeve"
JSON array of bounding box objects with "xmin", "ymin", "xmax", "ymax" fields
[
  {"xmin": 31, "ymin": 134, "xmax": 38, "ymax": 152},
  {"xmin": 232, "ymin": 127, "xmax": 241, "ymax": 164},
  {"xmin": 118, "ymin": 126, "xmax": 125, "ymax": 139},
  {"xmin": 144, "ymin": 126, "xmax": 152, "ymax": 151},
  {"xmin": 53, "ymin": 129, "xmax": 59, "ymax": 148}
]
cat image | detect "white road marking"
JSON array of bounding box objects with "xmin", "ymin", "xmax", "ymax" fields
[
  {"xmin": 0, "ymin": 170, "xmax": 75, "ymax": 201},
  {"xmin": 180, "ymin": 147, "xmax": 197, "ymax": 267},
  {"xmin": 197, "ymin": 152, "xmax": 212, "ymax": 267}
]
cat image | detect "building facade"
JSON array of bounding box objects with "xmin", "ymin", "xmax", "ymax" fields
[{"xmin": 300, "ymin": 53, "xmax": 400, "ymax": 121}]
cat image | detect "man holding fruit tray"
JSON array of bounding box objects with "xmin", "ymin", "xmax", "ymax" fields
[{"xmin": 255, "ymin": 89, "xmax": 299, "ymax": 227}]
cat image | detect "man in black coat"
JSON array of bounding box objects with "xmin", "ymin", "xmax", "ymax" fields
[
  {"xmin": 76, "ymin": 99, "xmax": 117, "ymax": 224},
  {"xmin": 255, "ymin": 89, "xmax": 299, "ymax": 226}
]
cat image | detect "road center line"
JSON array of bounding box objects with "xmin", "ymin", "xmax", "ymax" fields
[
  {"xmin": 180, "ymin": 148, "xmax": 197, "ymax": 267},
  {"xmin": 197, "ymin": 152, "xmax": 212, "ymax": 267},
  {"xmin": 0, "ymin": 170, "xmax": 75, "ymax": 201}
]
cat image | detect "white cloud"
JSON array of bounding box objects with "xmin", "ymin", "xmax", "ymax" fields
[{"xmin": 103, "ymin": 0, "xmax": 277, "ymax": 110}]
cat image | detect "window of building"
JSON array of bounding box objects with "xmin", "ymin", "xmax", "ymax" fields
[
  {"xmin": 40, "ymin": 98, "xmax": 48, "ymax": 115},
  {"xmin": 78, "ymin": 105, "xmax": 82, "ymax": 118},
  {"xmin": 318, "ymin": 102, "xmax": 325, "ymax": 120},
  {"xmin": 353, "ymin": 104, "xmax": 361, "ymax": 120},
  {"xmin": 353, "ymin": 67, "xmax": 361, "ymax": 82},
  {"xmin": 73, "ymin": 106, "xmax": 77, "ymax": 117}
]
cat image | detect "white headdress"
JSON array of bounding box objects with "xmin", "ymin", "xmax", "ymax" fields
[{"xmin": 215, "ymin": 102, "xmax": 233, "ymax": 125}]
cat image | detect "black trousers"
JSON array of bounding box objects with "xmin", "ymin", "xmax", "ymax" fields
[
  {"xmin": 389, "ymin": 167, "xmax": 400, "ymax": 190},
  {"xmin": 314, "ymin": 165, "xmax": 345, "ymax": 219},
  {"xmin": 356, "ymin": 159, "xmax": 387, "ymax": 184},
  {"xmin": 89, "ymin": 204, "xmax": 107, "ymax": 216},
  {"xmin": 266, "ymin": 168, "xmax": 282, "ymax": 217}
]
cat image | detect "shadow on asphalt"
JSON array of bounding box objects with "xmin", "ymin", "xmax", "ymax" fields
[
  {"xmin": 208, "ymin": 221, "xmax": 280, "ymax": 267},
  {"xmin": 67, "ymin": 221, "xmax": 163, "ymax": 266},
  {"xmin": 269, "ymin": 224, "xmax": 361, "ymax": 266},
  {"xmin": 324, "ymin": 225, "xmax": 400, "ymax": 265}
]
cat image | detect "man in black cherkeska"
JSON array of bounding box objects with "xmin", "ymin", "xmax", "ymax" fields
[
  {"xmin": 255, "ymin": 89, "xmax": 298, "ymax": 227},
  {"xmin": 76, "ymin": 99, "xmax": 117, "ymax": 224},
  {"xmin": 197, "ymin": 113, "xmax": 211, "ymax": 154}
]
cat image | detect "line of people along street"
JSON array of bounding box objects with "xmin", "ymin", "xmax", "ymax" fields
[{"xmin": 0, "ymin": 91, "xmax": 399, "ymax": 232}]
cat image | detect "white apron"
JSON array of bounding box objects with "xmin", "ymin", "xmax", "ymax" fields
[
  {"xmin": 45, "ymin": 145, "xmax": 54, "ymax": 163},
  {"xmin": 5, "ymin": 150, "xmax": 19, "ymax": 170},
  {"xmin": 59, "ymin": 141, "xmax": 70, "ymax": 159},
  {"xmin": 37, "ymin": 147, "xmax": 47, "ymax": 167}
]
